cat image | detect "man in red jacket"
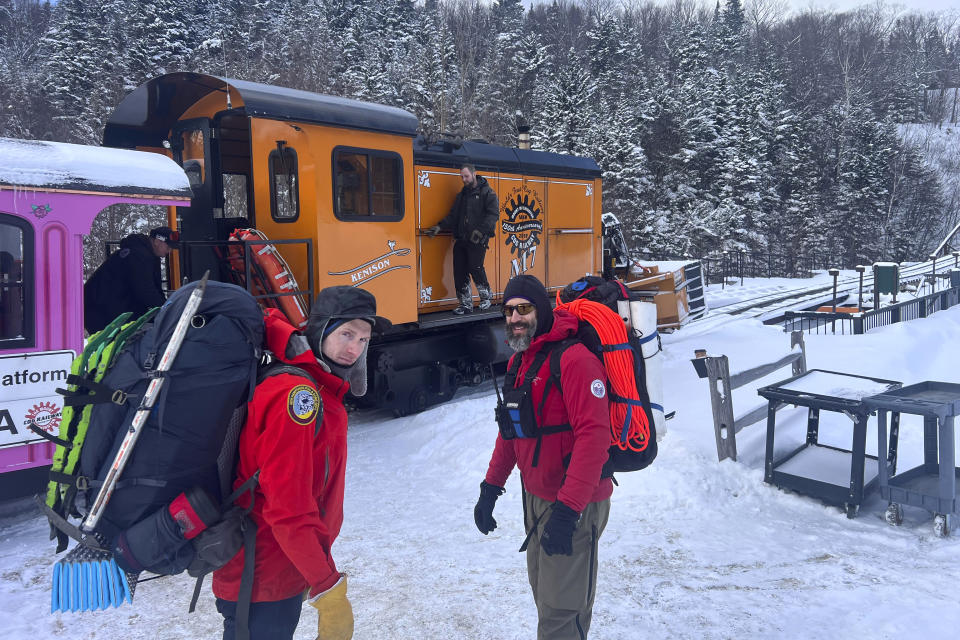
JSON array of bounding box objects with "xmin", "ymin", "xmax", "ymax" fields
[
  {"xmin": 475, "ymin": 274, "xmax": 612, "ymax": 639},
  {"xmin": 213, "ymin": 286, "xmax": 388, "ymax": 640}
]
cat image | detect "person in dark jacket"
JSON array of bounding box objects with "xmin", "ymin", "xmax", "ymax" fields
[
  {"xmin": 213, "ymin": 286, "xmax": 389, "ymax": 640},
  {"xmin": 425, "ymin": 164, "xmax": 499, "ymax": 314},
  {"xmin": 475, "ymin": 274, "xmax": 612, "ymax": 640},
  {"xmin": 82, "ymin": 226, "xmax": 179, "ymax": 333}
]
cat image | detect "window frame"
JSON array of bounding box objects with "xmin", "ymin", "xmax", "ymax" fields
[
  {"xmin": 269, "ymin": 145, "xmax": 300, "ymax": 223},
  {"xmin": 332, "ymin": 146, "xmax": 404, "ymax": 222},
  {"xmin": 0, "ymin": 213, "xmax": 35, "ymax": 349}
]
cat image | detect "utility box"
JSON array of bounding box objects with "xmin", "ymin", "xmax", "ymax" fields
[
  {"xmin": 950, "ymin": 268, "xmax": 960, "ymax": 289},
  {"xmin": 873, "ymin": 262, "xmax": 900, "ymax": 295}
]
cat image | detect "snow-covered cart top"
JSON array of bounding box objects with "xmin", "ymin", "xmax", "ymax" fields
[{"xmin": 0, "ymin": 137, "xmax": 192, "ymax": 199}]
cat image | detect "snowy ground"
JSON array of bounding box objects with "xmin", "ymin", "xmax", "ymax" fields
[{"xmin": 3, "ymin": 277, "xmax": 960, "ymax": 639}]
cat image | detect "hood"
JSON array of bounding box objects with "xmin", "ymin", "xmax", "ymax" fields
[
  {"xmin": 526, "ymin": 309, "xmax": 579, "ymax": 354},
  {"xmin": 263, "ymin": 309, "xmax": 349, "ymax": 399},
  {"xmin": 464, "ymin": 174, "xmax": 489, "ymax": 194}
]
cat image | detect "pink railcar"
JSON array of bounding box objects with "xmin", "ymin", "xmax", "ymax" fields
[{"xmin": 0, "ymin": 137, "xmax": 191, "ymax": 495}]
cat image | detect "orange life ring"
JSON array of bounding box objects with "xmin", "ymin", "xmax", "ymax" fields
[{"xmin": 227, "ymin": 228, "xmax": 309, "ymax": 329}]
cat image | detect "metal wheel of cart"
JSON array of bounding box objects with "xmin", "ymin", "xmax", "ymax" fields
[
  {"xmin": 934, "ymin": 514, "xmax": 950, "ymax": 538},
  {"xmin": 885, "ymin": 503, "xmax": 904, "ymax": 526}
]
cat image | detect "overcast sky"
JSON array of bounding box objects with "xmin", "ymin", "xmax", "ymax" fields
[{"xmin": 787, "ymin": 0, "xmax": 958, "ymax": 14}]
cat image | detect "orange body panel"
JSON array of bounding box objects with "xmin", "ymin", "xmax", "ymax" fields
[
  {"xmin": 543, "ymin": 178, "xmax": 598, "ymax": 289},
  {"xmin": 414, "ymin": 166, "xmax": 501, "ymax": 310},
  {"xmin": 414, "ymin": 168, "xmax": 602, "ymax": 312},
  {"xmin": 249, "ymin": 119, "xmax": 419, "ymax": 325}
]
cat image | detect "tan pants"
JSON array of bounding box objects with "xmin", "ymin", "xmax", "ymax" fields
[{"xmin": 523, "ymin": 492, "xmax": 610, "ymax": 640}]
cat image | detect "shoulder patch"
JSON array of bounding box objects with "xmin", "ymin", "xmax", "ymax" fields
[
  {"xmin": 590, "ymin": 379, "xmax": 606, "ymax": 399},
  {"xmin": 287, "ymin": 384, "xmax": 320, "ymax": 426}
]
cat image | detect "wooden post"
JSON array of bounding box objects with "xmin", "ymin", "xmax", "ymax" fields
[{"xmin": 704, "ymin": 355, "xmax": 738, "ymax": 462}]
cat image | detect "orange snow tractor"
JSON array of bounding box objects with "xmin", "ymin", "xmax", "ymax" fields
[{"xmin": 102, "ymin": 72, "xmax": 700, "ymax": 415}]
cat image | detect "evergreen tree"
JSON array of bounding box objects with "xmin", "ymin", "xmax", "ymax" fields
[
  {"xmin": 412, "ymin": 0, "xmax": 460, "ymax": 140},
  {"xmin": 41, "ymin": 0, "xmax": 102, "ymax": 142},
  {"xmin": 125, "ymin": 0, "xmax": 191, "ymax": 87},
  {"xmin": 532, "ymin": 48, "xmax": 595, "ymax": 156}
]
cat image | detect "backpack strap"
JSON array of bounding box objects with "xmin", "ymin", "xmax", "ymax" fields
[
  {"xmin": 189, "ymin": 471, "xmax": 261, "ymax": 640},
  {"xmin": 544, "ymin": 337, "xmax": 581, "ymax": 399},
  {"xmin": 511, "ymin": 341, "xmax": 575, "ymax": 467},
  {"xmin": 503, "ymin": 351, "xmax": 523, "ymax": 389}
]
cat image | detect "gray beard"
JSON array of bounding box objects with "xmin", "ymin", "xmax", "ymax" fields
[{"xmin": 506, "ymin": 323, "xmax": 535, "ymax": 352}]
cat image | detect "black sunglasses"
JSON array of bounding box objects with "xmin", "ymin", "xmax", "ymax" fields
[{"xmin": 502, "ymin": 303, "xmax": 536, "ymax": 317}]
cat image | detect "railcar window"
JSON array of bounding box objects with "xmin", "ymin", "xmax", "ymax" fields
[
  {"xmin": 180, "ymin": 130, "xmax": 205, "ymax": 183},
  {"xmin": 269, "ymin": 147, "xmax": 299, "ymax": 222},
  {"xmin": 223, "ymin": 173, "xmax": 249, "ymax": 219},
  {"xmin": 0, "ymin": 215, "xmax": 33, "ymax": 346},
  {"xmin": 333, "ymin": 147, "xmax": 403, "ymax": 221}
]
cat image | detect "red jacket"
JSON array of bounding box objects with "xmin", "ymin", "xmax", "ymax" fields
[
  {"xmin": 485, "ymin": 310, "xmax": 613, "ymax": 513},
  {"xmin": 213, "ymin": 309, "xmax": 349, "ymax": 602}
]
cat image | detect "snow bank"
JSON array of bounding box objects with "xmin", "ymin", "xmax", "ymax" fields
[{"xmin": 2, "ymin": 278, "xmax": 959, "ymax": 639}]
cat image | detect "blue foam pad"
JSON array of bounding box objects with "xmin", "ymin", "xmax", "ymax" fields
[
  {"xmin": 86, "ymin": 561, "xmax": 98, "ymax": 611},
  {"xmin": 51, "ymin": 562, "xmax": 61, "ymax": 613},
  {"xmin": 98, "ymin": 561, "xmax": 110, "ymax": 610},
  {"xmin": 60, "ymin": 563, "xmax": 69, "ymax": 612},
  {"xmin": 107, "ymin": 559, "xmax": 121, "ymax": 608},
  {"xmin": 120, "ymin": 566, "xmax": 132, "ymax": 604},
  {"xmin": 69, "ymin": 561, "xmax": 79, "ymax": 612}
]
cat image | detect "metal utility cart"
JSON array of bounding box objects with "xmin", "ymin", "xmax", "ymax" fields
[
  {"xmin": 758, "ymin": 370, "xmax": 901, "ymax": 518},
  {"xmin": 862, "ymin": 382, "xmax": 960, "ymax": 537}
]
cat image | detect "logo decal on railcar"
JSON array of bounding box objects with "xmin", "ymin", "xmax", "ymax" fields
[
  {"xmin": 25, "ymin": 401, "xmax": 62, "ymax": 433},
  {"xmin": 327, "ymin": 240, "xmax": 412, "ymax": 286},
  {"xmin": 31, "ymin": 204, "xmax": 52, "ymax": 219},
  {"xmin": 501, "ymin": 184, "xmax": 543, "ymax": 276}
]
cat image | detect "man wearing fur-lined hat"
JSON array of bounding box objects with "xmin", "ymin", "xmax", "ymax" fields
[{"xmin": 213, "ymin": 286, "xmax": 389, "ymax": 640}]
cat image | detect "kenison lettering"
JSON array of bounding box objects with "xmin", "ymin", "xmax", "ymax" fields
[
  {"xmin": 350, "ymin": 258, "xmax": 391, "ymax": 283},
  {"xmin": 1, "ymin": 368, "xmax": 68, "ymax": 387}
]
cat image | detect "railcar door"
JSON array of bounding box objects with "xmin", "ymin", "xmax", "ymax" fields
[{"xmin": 170, "ymin": 118, "xmax": 218, "ymax": 282}]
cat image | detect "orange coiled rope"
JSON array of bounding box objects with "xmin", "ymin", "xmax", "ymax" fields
[{"xmin": 555, "ymin": 296, "xmax": 651, "ymax": 452}]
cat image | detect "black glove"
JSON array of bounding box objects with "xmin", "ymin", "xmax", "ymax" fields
[
  {"xmin": 540, "ymin": 501, "xmax": 579, "ymax": 556},
  {"xmin": 424, "ymin": 225, "xmax": 441, "ymax": 237},
  {"xmin": 187, "ymin": 507, "xmax": 248, "ymax": 577},
  {"xmin": 474, "ymin": 481, "xmax": 505, "ymax": 534},
  {"xmin": 469, "ymin": 229, "xmax": 485, "ymax": 244}
]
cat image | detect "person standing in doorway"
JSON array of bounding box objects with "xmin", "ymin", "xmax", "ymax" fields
[
  {"xmin": 425, "ymin": 164, "xmax": 499, "ymax": 314},
  {"xmin": 83, "ymin": 226, "xmax": 179, "ymax": 333}
]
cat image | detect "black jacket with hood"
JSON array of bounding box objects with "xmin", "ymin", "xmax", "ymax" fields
[
  {"xmin": 439, "ymin": 175, "xmax": 499, "ymax": 244},
  {"xmin": 83, "ymin": 233, "xmax": 166, "ymax": 333}
]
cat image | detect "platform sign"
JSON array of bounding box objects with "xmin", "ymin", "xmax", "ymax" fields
[{"xmin": 0, "ymin": 350, "xmax": 74, "ymax": 449}]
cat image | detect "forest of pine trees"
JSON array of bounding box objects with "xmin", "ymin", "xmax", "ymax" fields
[{"xmin": 1, "ymin": 0, "xmax": 958, "ymax": 266}]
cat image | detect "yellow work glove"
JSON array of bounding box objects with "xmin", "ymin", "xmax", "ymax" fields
[{"xmin": 307, "ymin": 574, "xmax": 354, "ymax": 640}]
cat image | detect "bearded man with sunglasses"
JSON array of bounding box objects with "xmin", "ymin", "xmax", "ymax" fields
[{"xmin": 474, "ymin": 274, "xmax": 612, "ymax": 639}]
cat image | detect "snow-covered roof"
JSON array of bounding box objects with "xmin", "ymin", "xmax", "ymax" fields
[{"xmin": 0, "ymin": 137, "xmax": 192, "ymax": 199}]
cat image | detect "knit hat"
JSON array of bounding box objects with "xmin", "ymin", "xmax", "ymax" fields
[
  {"xmin": 502, "ymin": 274, "xmax": 554, "ymax": 337},
  {"xmin": 304, "ymin": 286, "xmax": 390, "ymax": 397}
]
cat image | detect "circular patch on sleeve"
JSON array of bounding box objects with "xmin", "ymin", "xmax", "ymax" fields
[
  {"xmin": 287, "ymin": 385, "xmax": 320, "ymax": 425},
  {"xmin": 590, "ymin": 379, "xmax": 606, "ymax": 398}
]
